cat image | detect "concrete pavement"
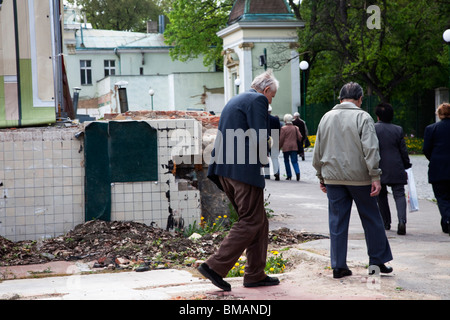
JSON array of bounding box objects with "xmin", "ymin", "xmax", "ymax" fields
[{"xmin": 0, "ymin": 153, "xmax": 449, "ymax": 300}]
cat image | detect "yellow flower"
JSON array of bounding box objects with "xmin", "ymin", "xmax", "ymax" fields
[
  {"xmin": 271, "ymin": 251, "xmax": 279, "ymax": 255},
  {"xmin": 224, "ymin": 215, "xmax": 228, "ymax": 218},
  {"xmin": 269, "ymin": 267, "xmax": 274, "ymax": 272},
  {"xmin": 218, "ymin": 216, "xmax": 222, "ymax": 219},
  {"xmin": 235, "ymin": 262, "xmax": 240, "ymax": 267},
  {"xmin": 200, "ymin": 216, "xmax": 204, "ymax": 220},
  {"xmin": 240, "ymin": 265, "xmax": 245, "ymax": 269},
  {"xmin": 240, "ymin": 270, "xmax": 244, "ymax": 274}
]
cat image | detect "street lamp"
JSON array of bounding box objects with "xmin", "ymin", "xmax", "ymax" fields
[
  {"xmin": 443, "ymin": 29, "xmax": 450, "ymax": 90},
  {"xmin": 148, "ymin": 88, "xmax": 155, "ymax": 111},
  {"xmin": 234, "ymin": 78, "xmax": 241, "ymax": 96},
  {"xmin": 299, "ymin": 61, "xmax": 309, "ymax": 120}
]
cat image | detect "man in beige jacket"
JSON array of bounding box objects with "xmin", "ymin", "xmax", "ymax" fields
[{"xmin": 312, "ymin": 82, "xmax": 393, "ymax": 279}]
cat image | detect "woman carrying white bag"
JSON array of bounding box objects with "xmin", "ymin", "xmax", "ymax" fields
[
  {"xmin": 406, "ymin": 168, "xmax": 419, "ymax": 213},
  {"xmin": 375, "ymin": 103, "xmax": 412, "ymax": 235}
]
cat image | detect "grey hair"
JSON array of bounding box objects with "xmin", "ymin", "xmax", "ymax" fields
[
  {"xmin": 251, "ymin": 69, "xmax": 279, "ymax": 92},
  {"xmin": 283, "ymin": 114, "xmax": 293, "ymax": 124},
  {"xmin": 339, "ymin": 82, "xmax": 364, "ymax": 100}
]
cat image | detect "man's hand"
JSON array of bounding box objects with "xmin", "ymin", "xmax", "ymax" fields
[
  {"xmin": 370, "ymin": 180, "xmax": 381, "ymax": 197},
  {"xmin": 319, "ymin": 182, "xmax": 327, "ymax": 193}
]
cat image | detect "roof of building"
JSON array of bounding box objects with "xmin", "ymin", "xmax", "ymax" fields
[
  {"xmin": 228, "ymin": 0, "xmax": 298, "ymax": 25},
  {"xmin": 76, "ymin": 29, "xmax": 167, "ymax": 50}
]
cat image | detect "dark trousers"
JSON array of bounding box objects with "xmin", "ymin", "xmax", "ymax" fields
[
  {"xmin": 206, "ymin": 176, "xmax": 268, "ymax": 283},
  {"xmin": 377, "ymin": 184, "xmax": 407, "ymax": 225},
  {"xmin": 326, "ymin": 184, "xmax": 393, "ymax": 269},
  {"xmin": 432, "ymin": 181, "xmax": 450, "ymax": 225}
]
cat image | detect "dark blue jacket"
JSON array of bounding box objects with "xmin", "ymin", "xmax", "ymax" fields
[
  {"xmin": 423, "ymin": 118, "xmax": 450, "ymax": 183},
  {"xmin": 269, "ymin": 114, "xmax": 281, "ymax": 137},
  {"xmin": 208, "ymin": 89, "xmax": 269, "ymax": 190}
]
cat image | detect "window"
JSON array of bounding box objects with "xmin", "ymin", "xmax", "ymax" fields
[
  {"xmin": 80, "ymin": 60, "xmax": 92, "ymax": 85},
  {"xmin": 104, "ymin": 60, "xmax": 116, "ymax": 77}
]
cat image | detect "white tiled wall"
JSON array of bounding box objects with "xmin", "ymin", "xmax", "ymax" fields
[
  {"xmin": 0, "ymin": 128, "xmax": 84, "ymax": 241},
  {"xmin": 0, "ymin": 119, "xmax": 202, "ymax": 242}
]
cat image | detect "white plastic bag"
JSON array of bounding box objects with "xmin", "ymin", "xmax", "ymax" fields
[{"xmin": 406, "ymin": 168, "xmax": 419, "ymax": 212}]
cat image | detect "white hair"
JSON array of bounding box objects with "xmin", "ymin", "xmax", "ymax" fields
[
  {"xmin": 284, "ymin": 114, "xmax": 293, "ymax": 124},
  {"xmin": 251, "ymin": 69, "xmax": 279, "ymax": 93}
]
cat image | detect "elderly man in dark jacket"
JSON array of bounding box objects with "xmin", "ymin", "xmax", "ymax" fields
[
  {"xmin": 198, "ymin": 70, "xmax": 280, "ymax": 291},
  {"xmin": 375, "ymin": 103, "xmax": 412, "ymax": 235}
]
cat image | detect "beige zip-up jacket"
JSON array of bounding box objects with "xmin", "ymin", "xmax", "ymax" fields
[{"xmin": 312, "ymin": 102, "xmax": 382, "ymax": 186}]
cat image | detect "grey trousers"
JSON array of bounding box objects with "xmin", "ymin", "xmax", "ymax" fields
[
  {"xmin": 327, "ymin": 184, "xmax": 393, "ymax": 269},
  {"xmin": 377, "ymin": 184, "xmax": 407, "ymax": 225}
]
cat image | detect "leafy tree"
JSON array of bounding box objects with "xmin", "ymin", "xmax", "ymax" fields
[
  {"xmin": 163, "ymin": 0, "xmax": 234, "ymax": 68},
  {"xmin": 298, "ymin": 0, "xmax": 450, "ymax": 103},
  {"xmin": 163, "ymin": 0, "xmax": 303, "ymax": 68},
  {"xmin": 67, "ymin": 0, "xmax": 165, "ymax": 32}
]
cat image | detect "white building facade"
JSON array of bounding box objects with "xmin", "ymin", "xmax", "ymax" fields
[{"xmin": 63, "ymin": 7, "xmax": 224, "ymax": 118}]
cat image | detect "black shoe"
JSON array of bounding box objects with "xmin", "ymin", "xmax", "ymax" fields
[
  {"xmin": 244, "ymin": 276, "xmax": 280, "ymax": 288},
  {"xmin": 198, "ymin": 263, "xmax": 231, "ymax": 291},
  {"xmin": 296, "ymin": 173, "xmax": 300, "ymax": 181},
  {"xmin": 333, "ymin": 268, "xmax": 352, "ymax": 279},
  {"xmin": 384, "ymin": 223, "xmax": 391, "ymax": 231},
  {"xmin": 369, "ymin": 264, "xmax": 393, "ymax": 275},
  {"xmin": 286, "ymin": 176, "xmax": 291, "ymax": 180},
  {"xmin": 274, "ymin": 173, "xmax": 280, "ymax": 181},
  {"xmin": 397, "ymin": 221, "xmax": 406, "ymax": 235}
]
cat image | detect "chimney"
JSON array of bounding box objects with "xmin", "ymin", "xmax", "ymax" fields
[
  {"xmin": 158, "ymin": 15, "xmax": 165, "ymax": 34},
  {"xmin": 147, "ymin": 20, "xmax": 158, "ymax": 33}
]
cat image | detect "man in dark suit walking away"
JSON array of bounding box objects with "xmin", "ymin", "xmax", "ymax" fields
[
  {"xmin": 198, "ymin": 70, "xmax": 280, "ymax": 291},
  {"xmin": 375, "ymin": 103, "xmax": 412, "ymax": 235}
]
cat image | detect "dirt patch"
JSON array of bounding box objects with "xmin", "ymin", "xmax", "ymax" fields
[{"xmin": 0, "ymin": 221, "xmax": 324, "ymax": 270}]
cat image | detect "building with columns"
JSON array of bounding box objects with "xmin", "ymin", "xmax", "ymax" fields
[{"xmin": 217, "ymin": 0, "xmax": 304, "ymax": 116}]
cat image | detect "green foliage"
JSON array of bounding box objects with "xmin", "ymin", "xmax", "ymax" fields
[
  {"xmin": 298, "ymin": 0, "xmax": 450, "ymax": 104},
  {"xmin": 163, "ymin": 0, "xmax": 234, "ymax": 68},
  {"xmin": 67, "ymin": 0, "xmax": 165, "ymax": 32},
  {"xmin": 226, "ymin": 250, "xmax": 288, "ymax": 278},
  {"xmin": 182, "ymin": 215, "xmax": 230, "ymax": 237}
]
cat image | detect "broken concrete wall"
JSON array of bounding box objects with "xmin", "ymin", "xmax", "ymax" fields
[
  {"xmin": 114, "ymin": 111, "xmax": 229, "ymax": 225},
  {"xmin": 107, "ymin": 118, "xmax": 203, "ymax": 231}
]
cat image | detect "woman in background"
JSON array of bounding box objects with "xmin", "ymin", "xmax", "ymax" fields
[
  {"xmin": 423, "ymin": 103, "xmax": 450, "ymax": 235},
  {"xmin": 279, "ymin": 114, "xmax": 302, "ymax": 181}
]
